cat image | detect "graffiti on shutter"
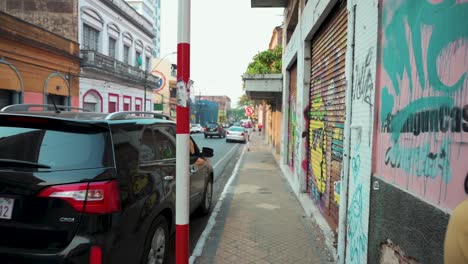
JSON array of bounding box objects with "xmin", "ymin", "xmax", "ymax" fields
[
  {"xmin": 288, "ymin": 62, "xmax": 298, "ymax": 170},
  {"xmin": 309, "ymin": 2, "xmax": 347, "ymax": 230}
]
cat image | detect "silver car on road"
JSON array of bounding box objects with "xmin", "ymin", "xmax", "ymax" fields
[{"xmin": 226, "ymin": 126, "xmax": 247, "ymax": 143}]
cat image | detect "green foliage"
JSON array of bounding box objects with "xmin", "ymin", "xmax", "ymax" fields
[
  {"xmin": 238, "ymin": 94, "xmax": 251, "ymax": 107},
  {"xmin": 245, "ymin": 46, "xmax": 282, "ymax": 75}
]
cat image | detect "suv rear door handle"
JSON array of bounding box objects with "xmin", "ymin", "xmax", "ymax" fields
[{"xmin": 164, "ymin": 176, "xmax": 174, "ymax": 181}]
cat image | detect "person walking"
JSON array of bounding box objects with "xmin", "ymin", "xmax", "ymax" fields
[{"xmin": 444, "ymin": 175, "xmax": 468, "ymax": 263}]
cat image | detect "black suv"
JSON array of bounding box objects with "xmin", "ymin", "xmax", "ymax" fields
[
  {"xmin": 0, "ymin": 105, "xmax": 214, "ymax": 264},
  {"xmin": 204, "ymin": 122, "xmax": 226, "ymax": 139}
]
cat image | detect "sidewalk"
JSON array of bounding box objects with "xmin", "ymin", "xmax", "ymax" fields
[{"xmin": 192, "ymin": 135, "xmax": 334, "ymax": 264}]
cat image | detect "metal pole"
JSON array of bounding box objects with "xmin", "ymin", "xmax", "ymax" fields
[
  {"xmin": 176, "ymin": 0, "xmax": 190, "ymax": 263},
  {"xmin": 337, "ymin": 4, "xmax": 356, "ymax": 263},
  {"xmin": 144, "ymin": 70, "xmax": 147, "ymax": 111}
]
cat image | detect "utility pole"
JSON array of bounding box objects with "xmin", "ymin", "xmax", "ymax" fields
[
  {"xmin": 176, "ymin": 0, "xmax": 190, "ymax": 263},
  {"xmin": 143, "ymin": 69, "xmax": 147, "ymax": 111}
]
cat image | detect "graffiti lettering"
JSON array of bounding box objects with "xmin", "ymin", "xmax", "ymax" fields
[
  {"xmin": 384, "ymin": 138, "xmax": 452, "ymax": 184},
  {"xmin": 382, "ymin": 0, "xmax": 467, "ymax": 96},
  {"xmin": 382, "ymin": 105, "xmax": 468, "ymax": 135},
  {"xmin": 347, "ymin": 184, "xmax": 367, "ymax": 263},
  {"xmin": 310, "ymin": 93, "xmax": 326, "ymax": 120},
  {"xmin": 353, "ymin": 48, "xmax": 374, "ymax": 106}
]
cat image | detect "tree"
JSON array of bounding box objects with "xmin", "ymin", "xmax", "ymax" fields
[
  {"xmin": 238, "ymin": 94, "xmax": 251, "ymax": 107},
  {"xmin": 245, "ymin": 46, "xmax": 282, "ymax": 75}
]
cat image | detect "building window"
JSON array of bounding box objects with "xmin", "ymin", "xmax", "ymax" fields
[
  {"xmin": 135, "ymin": 98, "xmax": 142, "ymax": 111},
  {"xmin": 109, "ymin": 38, "xmax": 117, "ymax": 58},
  {"xmin": 135, "ymin": 51, "xmax": 141, "ymax": 68},
  {"xmin": 0, "ymin": 90, "xmax": 13, "ymax": 109},
  {"xmin": 47, "ymin": 94, "xmax": 67, "ymax": 106},
  {"xmin": 108, "ymin": 101, "xmax": 117, "ymax": 113},
  {"xmin": 170, "ymin": 88, "xmax": 177, "ymax": 98},
  {"xmin": 146, "ymin": 56, "xmax": 150, "ymax": 71},
  {"xmin": 124, "ymin": 45, "xmax": 130, "ymax": 64},
  {"xmin": 123, "ymin": 102, "xmax": 130, "ymax": 111},
  {"xmin": 83, "ymin": 90, "xmax": 102, "ymax": 112},
  {"xmin": 83, "ymin": 24, "xmax": 100, "ymax": 51}
]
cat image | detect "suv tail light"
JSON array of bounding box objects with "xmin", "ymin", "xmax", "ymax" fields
[
  {"xmin": 241, "ymin": 132, "xmax": 244, "ymax": 136},
  {"xmin": 226, "ymin": 131, "xmax": 230, "ymax": 134},
  {"xmin": 38, "ymin": 180, "xmax": 120, "ymax": 214},
  {"xmin": 90, "ymin": 246, "xmax": 102, "ymax": 264}
]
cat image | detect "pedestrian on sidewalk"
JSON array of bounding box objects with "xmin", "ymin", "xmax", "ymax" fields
[
  {"xmin": 444, "ymin": 174, "xmax": 468, "ymax": 263},
  {"xmin": 243, "ymin": 122, "xmax": 252, "ymax": 151}
]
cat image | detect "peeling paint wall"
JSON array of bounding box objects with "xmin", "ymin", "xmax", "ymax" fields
[
  {"xmin": 371, "ymin": 0, "xmax": 468, "ymax": 262},
  {"xmin": 0, "ymin": 0, "xmax": 79, "ymax": 42}
]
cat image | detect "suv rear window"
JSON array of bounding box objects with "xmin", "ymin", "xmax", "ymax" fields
[
  {"xmin": 206, "ymin": 123, "xmax": 218, "ymax": 128},
  {"xmin": 0, "ymin": 119, "xmax": 113, "ymax": 171}
]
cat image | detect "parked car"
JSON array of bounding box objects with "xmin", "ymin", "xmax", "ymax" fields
[
  {"xmin": 204, "ymin": 122, "xmax": 226, "ymax": 138},
  {"xmin": 226, "ymin": 126, "xmax": 247, "ymax": 143},
  {"xmin": 0, "ymin": 105, "xmax": 214, "ymax": 264},
  {"xmin": 190, "ymin": 123, "xmax": 204, "ymax": 133}
]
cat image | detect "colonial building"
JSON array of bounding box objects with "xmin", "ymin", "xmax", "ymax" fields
[
  {"xmin": 0, "ymin": 2, "xmax": 80, "ymax": 109},
  {"xmin": 151, "ymin": 58, "xmax": 176, "ymax": 115},
  {"xmin": 125, "ymin": 0, "xmax": 161, "ymax": 58},
  {"xmin": 79, "ymin": 0, "xmax": 157, "ymax": 113}
]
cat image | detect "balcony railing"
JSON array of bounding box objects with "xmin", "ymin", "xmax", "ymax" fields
[{"xmin": 80, "ymin": 50, "xmax": 158, "ymax": 87}]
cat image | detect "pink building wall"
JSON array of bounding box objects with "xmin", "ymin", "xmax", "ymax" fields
[
  {"xmin": 23, "ymin": 91, "xmax": 44, "ymax": 104},
  {"xmin": 375, "ymin": 0, "xmax": 468, "ymax": 211}
]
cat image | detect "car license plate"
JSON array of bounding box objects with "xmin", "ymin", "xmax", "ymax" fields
[{"xmin": 0, "ymin": 197, "xmax": 14, "ymax": 220}]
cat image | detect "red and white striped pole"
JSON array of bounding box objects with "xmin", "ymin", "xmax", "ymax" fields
[{"xmin": 176, "ymin": 0, "xmax": 190, "ymax": 263}]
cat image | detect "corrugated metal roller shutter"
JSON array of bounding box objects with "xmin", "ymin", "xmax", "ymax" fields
[
  {"xmin": 309, "ymin": 2, "xmax": 347, "ymax": 230},
  {"xmin": 287, "ymin": 62, "xmax": 298, "ymax": 169}
]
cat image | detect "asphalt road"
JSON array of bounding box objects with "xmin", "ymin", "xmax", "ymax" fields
[{"xmin": 166, "ymin": 132, "xmax": 246, "ymax": 263}]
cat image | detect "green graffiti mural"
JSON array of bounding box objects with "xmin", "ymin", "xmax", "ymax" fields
[
  {"xmin": 380, "ymin": 86, "xmax": 394, "ymax": 125},
  {"xmin": 310, "ymin": 93, "xmax": 326, "ymax": 120},
  {"xmin": 382, "ymin": 0, "xmax": 468, "ymax": 96}
]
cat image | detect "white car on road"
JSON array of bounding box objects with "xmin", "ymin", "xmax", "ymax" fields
[
  {"xmin": 190, "ymin": 123, "xmax": 204, "ymax": 133},
  {"xmin": 226, "ymin": 126, "xmax": 247, "ymax": 143}
]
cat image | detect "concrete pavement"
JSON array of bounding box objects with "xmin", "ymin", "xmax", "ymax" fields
[{"xmin": 191, "ymin": 134, "xmax": 335, "ymax": 264}]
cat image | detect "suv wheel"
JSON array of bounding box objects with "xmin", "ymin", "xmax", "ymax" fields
[
  {"xmin": 143, "ymin": 216, "xmax": 169, "ymax": 264},
  {"xmin": 200, "ymin": 179, "xmax": 213, "ymax": 215}
]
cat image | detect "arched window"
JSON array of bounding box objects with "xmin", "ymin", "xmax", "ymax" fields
[
  {"xmin": 135, "ymin": 40, "xmax": 144, "ymax": 68},
  {"xmin": 83, "ymin": 89, "xmax": 103, "ymax": 112},
  {"xmin": 122, "ymin": 32, "xmax": 133, "ymax": 64},
  {"xmin": 107, "ymin": 23, "xmax": 120, "ymax": 59},
  {"xmin": 81, "ymin": 7, "xmax": 104, "ymax": 52}
]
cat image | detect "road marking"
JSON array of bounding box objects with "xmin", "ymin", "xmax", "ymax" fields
[
  {"xmin": 213, "ymin": 144, "xmax": 239, "ymax": 169},
  {"xmin": 189, "ymin": 145, "xmax": 247, "ymax": 263}
]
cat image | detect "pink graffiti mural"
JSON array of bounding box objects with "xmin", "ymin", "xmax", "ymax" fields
[{"xmin": 376, "ymin": 0, "xmax": 468, "ymax": 210}]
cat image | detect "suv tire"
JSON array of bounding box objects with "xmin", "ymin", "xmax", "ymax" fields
[
  {"xmin": 142, "ymin": 216, "xmax": 169, "ymax": 264},
  {"xmin": 200, "ymin": 178, "xmax": 213, "ymax": 215}
]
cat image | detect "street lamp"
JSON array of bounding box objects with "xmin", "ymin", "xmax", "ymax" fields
[
  {"xmin": 151, "ymin": 51, "xmax": 177, "ymax": 73},
  {"xmin": 146, "ymin": 51, "xmax": 177, "ymax": 112}
]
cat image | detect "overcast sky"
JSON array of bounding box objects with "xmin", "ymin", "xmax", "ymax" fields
[{"xmin": 160, "ymin": 0, "xmax": 283, "ymax": 106}]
